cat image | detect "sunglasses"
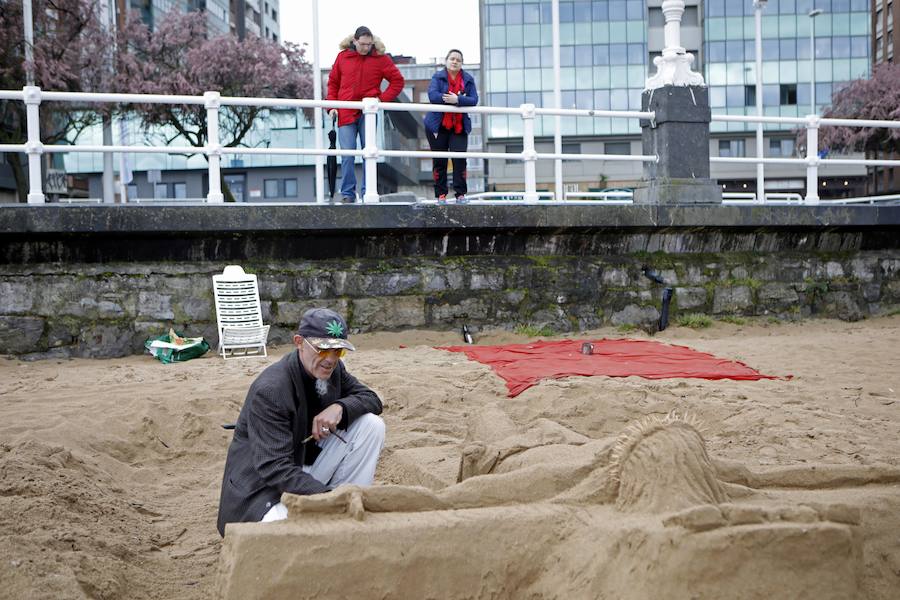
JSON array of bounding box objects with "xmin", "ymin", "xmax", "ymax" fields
[{"xmin": 304, "ymin": 338, "xmax": 347, "ymax": 359}]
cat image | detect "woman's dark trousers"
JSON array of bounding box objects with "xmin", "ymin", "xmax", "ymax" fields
[{"xmin": 427, "ymin": 127, "xmax": 468, "ymax": 198}]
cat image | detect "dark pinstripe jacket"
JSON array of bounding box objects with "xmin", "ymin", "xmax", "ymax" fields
[{"xmin": 217, "ymin": 350, "xmax": 382, "ymax": 536}]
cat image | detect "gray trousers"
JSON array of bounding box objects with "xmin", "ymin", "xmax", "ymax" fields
[{"xmin": 261, "ymin": 413, "xmax": 385, "ymax": 522}]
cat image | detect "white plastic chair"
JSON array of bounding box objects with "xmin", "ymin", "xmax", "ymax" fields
[{"xmin": 212, "ymin": 265, "xmax": 270, "ymax": 359}]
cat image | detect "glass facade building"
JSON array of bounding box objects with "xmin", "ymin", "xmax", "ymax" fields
[
  {"xmin": 705, "ymin": 0, "xmax": 870, "ymax": 135},
  {"xmin": 483, "ymin": 0, "xmax": 648, "ymax": 138},
  {"xmin": 480, "ymin": 0, "xmax": 872, "ymax": 194}
]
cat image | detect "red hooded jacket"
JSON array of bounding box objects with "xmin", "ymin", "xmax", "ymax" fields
[{"xmin": 326, "ymin": 36, "xmax": 405, "ymax": 127}]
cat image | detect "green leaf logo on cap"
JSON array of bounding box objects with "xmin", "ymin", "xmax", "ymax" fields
[{"xmin": 325, "ymin": 319, "xmax": 344, "ymax": 337}]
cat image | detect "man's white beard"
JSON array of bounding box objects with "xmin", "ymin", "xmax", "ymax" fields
[{"xmin": 315, "ymin": 378, "xmax": 330, "ymax": 398}]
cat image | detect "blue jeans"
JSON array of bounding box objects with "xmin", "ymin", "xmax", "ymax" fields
[{"xmin": 338, "ymin": 116, "xmax": 367, "ymax": 200}]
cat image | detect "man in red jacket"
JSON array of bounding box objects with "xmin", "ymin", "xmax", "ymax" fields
[{"xmin": 327, "ymin": 26, "xmax": 405, "ymax": 203}]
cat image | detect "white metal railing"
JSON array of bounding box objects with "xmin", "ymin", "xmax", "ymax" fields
[
  {"xmin": 3, "ymin": 86, "xmax": 900, "ymax": 206},
  {"xmin": 710, "ymin": 112, "xmax": 900, "ymax": 205},
  {"xmin": 449, "ymin": 190, "xmax": 898, "ymax": 206},
  {"xmin": 0, "ymin": 86, "xmax": 656, "ymax": 205}
]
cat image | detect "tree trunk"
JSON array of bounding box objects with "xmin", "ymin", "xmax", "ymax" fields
[
  {"xmin": 873, "ymin": 147, "xmax": 879, "ymax": 195},
  {"xmin": 222, "ymin": 177, "xmax": 236, "ymax": 203},
  {"xmin": 7, "ymin": 152, "xmax": 27, "ymax": 203}
]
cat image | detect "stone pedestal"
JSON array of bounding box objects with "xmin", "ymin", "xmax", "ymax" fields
[{"xmin": 634, "ymin": 85, "xmax": 722, "ymax": 205}]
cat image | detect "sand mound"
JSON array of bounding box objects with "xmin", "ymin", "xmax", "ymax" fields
[
  {"xmin": 0, "ymin": 438, "xmax": 158, "ymax": 599},
  {"xmin": 2, "ymin": 316, "xmax": 900, "ymax": 599}
]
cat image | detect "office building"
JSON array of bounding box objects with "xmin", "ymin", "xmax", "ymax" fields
[{"xmin": 480, "ymin": 0, "xmax": 871, "ymax": 198}]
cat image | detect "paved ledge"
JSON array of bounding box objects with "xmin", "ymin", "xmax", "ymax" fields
[{"xmin": 1, "ymin": 203, "xmax": 900, "ymax": 234}]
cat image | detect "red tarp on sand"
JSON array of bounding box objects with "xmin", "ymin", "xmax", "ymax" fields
[{"xmin": 438, "ymin": 338, "xmax": 780, "ymax": 397}]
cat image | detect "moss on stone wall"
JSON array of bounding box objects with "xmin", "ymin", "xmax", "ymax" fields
[{"xmin": 2, "ymin": 249, "xmax": 899, "ymax": 358}]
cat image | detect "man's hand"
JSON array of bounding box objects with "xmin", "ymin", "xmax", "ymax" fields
[
  {"xmin": 327, "ymin": 109, "xmax": 338, "ymax": 120},
  {"xmin": 312, "ymin": 403, "xmax": 344, "ymax": 441}
]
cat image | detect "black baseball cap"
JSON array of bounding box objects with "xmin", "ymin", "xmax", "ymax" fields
[{"xmin": 297, "ymin": 308, "xmax": 355, "ymax": 351}]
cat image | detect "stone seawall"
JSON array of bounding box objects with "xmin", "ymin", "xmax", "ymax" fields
[{"xmin": 1, "ymin": 204, "xmax": 898, "ymax": 358}]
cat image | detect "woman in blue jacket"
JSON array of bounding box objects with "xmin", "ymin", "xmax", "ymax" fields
[{"xmin": 424, "ymin": 49, "xmax": 478, "ymax": 203}]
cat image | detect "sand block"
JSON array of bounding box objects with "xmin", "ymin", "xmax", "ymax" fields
[
  {"xmin": 801, "ymin": 501, "xmax": 863, "ymax": 525},
  {"xmin": 218, "ymin": 502, "xmax": 863, "ymax": 600},
  {"xmin": 774, "ymin": 504, "xmax": 820, "ymax": 523},
  {"xmin": 719, "ymin": 503, "xmax": 767, "ymax": 525},
  {"xmin": 662, "ymin": 504, "xmax": 727, "ymax": 531}
]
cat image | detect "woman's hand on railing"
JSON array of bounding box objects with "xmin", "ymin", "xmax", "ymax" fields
[{"xmin": 442, "ymin": 92, "xmax": 459, "ymax": 105}]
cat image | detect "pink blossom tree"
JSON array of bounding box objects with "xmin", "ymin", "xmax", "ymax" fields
[
  {"xmin": 114, "ymin": 10, "xmax": 313, "ymax": 199},
  {"xmin": 812, "ymin": 64, "xmax": 900, "ymax": 194},
  {"xmin": 1, "ymin": 0, "xmax": 117, "ymax": 201}
]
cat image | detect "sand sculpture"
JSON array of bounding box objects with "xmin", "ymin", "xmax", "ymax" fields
[{"xmin": 217, "ymin": 411, "xmax": 900, "ymax": 599}]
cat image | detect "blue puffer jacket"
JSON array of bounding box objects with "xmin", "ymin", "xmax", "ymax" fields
[{"xmin": 424, "ymin": 69, "xmax": 479, "ymax": 135}]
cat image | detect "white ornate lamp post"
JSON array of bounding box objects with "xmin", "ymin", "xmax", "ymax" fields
[
  {"xmin": 645, "ymin": 0, "xmax": 704, "ymax": 90},
  {"xmin": 637, "ymin": 0, "xmax": 721, "ymax": 204}
]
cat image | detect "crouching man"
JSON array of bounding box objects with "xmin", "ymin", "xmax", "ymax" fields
[{"xmin": 217, "ymin": 308, "xmax": 385, "ymax": 536}]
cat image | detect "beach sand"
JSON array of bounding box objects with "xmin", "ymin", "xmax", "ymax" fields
[{"xmin": 1, "ymin": 316, "xmax": 899, "ymax": 599}]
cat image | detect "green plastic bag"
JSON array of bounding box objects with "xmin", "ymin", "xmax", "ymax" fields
[{"xmin": 145, "ymin": 329, "xmax": 210, "ymax": 364}]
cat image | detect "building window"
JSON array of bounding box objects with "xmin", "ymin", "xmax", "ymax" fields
[
  {"xmin": 744, "ymin": 85, "xmax": 756, "ymax": 106},
  {"xmin": 264, "ymin": 179, "xmax": 280, "ymax": 198},
  {"xmin": 505, "ymin": 3, "xmax": 523, "ymax": 24},
  {"xmin": 718, "ymin": 139, "xmax": 746, "ymax": 158},
  {"xmin": 126, "ymin": 184, "xmax": 138, "ymax": 199},
  {"xmin": 779, "ymin": 84, "xmax": 797, "ymax": 105},
  {"xmin": 173, "ymin": 182, "xmax": 187, "ymax": 199},
  {"xmin": 605, "ymin": 141, "xmax": 631, "ymax": 155},
  {"xmin": 682, "ymin": 6, "xmax": 699, "ymax": 25},
  {"xmin": 523, "ymin": 3, "xmax": 541, "ymax": 23},
  {"xmin": 574, "ymin": 1, "xmax": 592, "ymax": 21},
  {"xmin": 284, "ymin": 179, "xmax": 298, "ymax": 197},
  {"xmin": 768, "ymin": 139, "xmax": 796, "ymax": 157},
  {"xmin": 563, "ymin": 142, "xmax": 582, "ymax": 161},
  {"xmin": 487, "ymin": 4, "xmax": 505, "ymax": 25},
  {"xmin": 270, "ymin": 109, "xmax": 297, "ymax": 130},
  {"xmin": 154, "ymin": 183, "xmax": 168, "ymax": 198},
  {"xmin": 505, "ymin": 143, "xmax": 523, "ymax": 164}
]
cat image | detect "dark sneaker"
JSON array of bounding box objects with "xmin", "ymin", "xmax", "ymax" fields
[
  {"xmin": 341, "ymin": 196, "xmax": 354, "ymax": 204},
  {"xmin": 455, "ymin": 194, "xmax": 468, "ymax": 204}
]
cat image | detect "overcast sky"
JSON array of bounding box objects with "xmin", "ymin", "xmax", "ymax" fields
[{"xmin": 280, "ymin": 0, "xmax": 481, "ymax": 67}]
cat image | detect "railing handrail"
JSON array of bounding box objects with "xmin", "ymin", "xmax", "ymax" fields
[{"xmin": 3, "ymin": 85, "xmax": 898, "ymax": 205}]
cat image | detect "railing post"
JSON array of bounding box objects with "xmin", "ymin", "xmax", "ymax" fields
[
  {"xmin": 23, "ymin": 85, "xmax": 45, "ymax": 204},
  {"xmin": 205, "ymin": 91, "xmax": 224, "ymax": 203},
  {"xmin": 805, "ymin": 115, "xmax": 820, "ymax": 205},
  {"xmin": 521, "ymin": 103, "xmax": 539, "ymax": 202},
  {"xmin": 312, "ymin": 0, "xmax": 326, "ymax": 204},
  {"xmin": 754, "ymin": 0, "xmax": 766, "ymax": 203},
  {"xmin": 362, "ymin": 96, "xmax": 379, "ymax": 203}
]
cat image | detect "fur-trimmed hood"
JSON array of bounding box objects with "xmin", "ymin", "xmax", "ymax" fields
[{"xmin": 338, "ymin": 34, "xmax": 387, "ymax": 55}]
